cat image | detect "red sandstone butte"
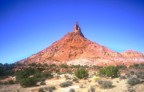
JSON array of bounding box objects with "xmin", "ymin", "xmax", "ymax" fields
[{"xmin": 19, "ymin": 22, "xmax": 144, "ymax": 66}]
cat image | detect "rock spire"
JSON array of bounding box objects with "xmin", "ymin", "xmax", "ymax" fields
[{"xmin": 73, "ymin": 22, "xmax": 84, "ymax": 37}]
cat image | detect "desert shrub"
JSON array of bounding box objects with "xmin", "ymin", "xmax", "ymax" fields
[
  {"xmin": 72, "ymin": 77, "xmax": 79, "ymax": 83},
  {"xmin": 130, "ymin": 71, "xmax": 135, "ymax": 75},
  {"xmin": 16, "ymin": 68, "xmax": 40, "ymax": 81},
  {"xmin": 126, "ymin": 73, "xmax": 131, "ymax": 78},
  {"xmin": 127, "ymin": 77, "xmax": 140, "ymax": 86},
  {"xmin": 60, "ymin": 81, "xmax": 72, "ymax": 87},
  {"xmin": 44, "ymin": 86, "xmax": 56, "ymax": 92},
  {"xmin": 71, "ymin": 65, "xmax": 81, "ymax": 68},
  {"xmin": 130, "ymin": 63, "xmax": 144, "ymax": 69},
  {"xmin": 128, "ymin": 87, "xmax": 135, "ymax": 92},
  {"xmin": 99, "ymin": 66, "xmax": 119, "ymax": 78},
  {"xmin": 43, "ymin": 72, "xmax": 53, "ymax": 78},
  {"xmin": 38, "ymin": 88, "xmax": 44, "ymax": 92},
  {"xmin": 119, "ymin": 75, "xmax": 127, "ymax": 79},
  {"xmin": 20, "ymin": 77, "xmax": 37, "ymax": 87},
  {"xmin": 117, "ymin": 65, "xmax": 127, "ymax": 69},
  {"xmin": 69, "ymin": 88, "xmax": 75, "ymax": 92},
  {"xmin": 88, "ymin": 86, "xmax": 95, "ymax": 92},
  {"xmin": 49, "ymin": 64, "xmax": 57, "ymax": 68},
  {"xmin": 34, "ymin": 72, "xmax": 44, "ymax": 81},
  {"xmin": 34, "ymin": 71, "xmax": 52, "ymax": 81},
  {"xmin": 16, "ymin": 68, "xmax": 52, "ymax": 87},
  {"xmin": 135, "ymin": 71, "xmax": 144, "ymax": 79},
  {"xmin": 75, "ymin": 67, "xmax": 88, "ymax": 79},
  {"xmin": 133, "ymin": 64, "xmax": 140, "ymax": 68},
  {"xmin": 60, "ymin": 64, "xmax": 69, "ymax": 68},
  {"xmin": 97, "ymin": 80, "xmax": 113, "ymax": 89},
  {"xmin": 125, "ymin": 71, "xmax": 144, "ymax": 80},
  {"xmin": 140, "ymin": 63, "xmax": 144, "ymax": 68},
  {"xmin": 96, "ymin": 79, "xmax": 103, "ymax": 85}
]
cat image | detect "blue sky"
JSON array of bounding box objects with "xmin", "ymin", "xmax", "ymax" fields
[{"xmin": 0, "ymin": 0, "xmax": 144, "ymax": 64}]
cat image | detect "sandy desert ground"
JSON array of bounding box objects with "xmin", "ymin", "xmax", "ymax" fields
[{"xmin": 0, "ymin": 73, "xmax": 144, "ymax": 92}]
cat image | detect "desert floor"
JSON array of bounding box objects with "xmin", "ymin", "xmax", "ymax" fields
[{"xmin": 0, "ymin": 74, "xmax": 144, "ymax": 92}]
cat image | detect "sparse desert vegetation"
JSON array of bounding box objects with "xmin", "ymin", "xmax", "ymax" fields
[
  {"xmin": 0, "ymin": 63, "xmax": 144, "ymax": 92},
  {"xmin": 74, "ymin": 67, "xmax": 89, "ymax": 79},
  {"xmin": 99, "ymin": 66, "xmax": 120, "ymax": 78}
]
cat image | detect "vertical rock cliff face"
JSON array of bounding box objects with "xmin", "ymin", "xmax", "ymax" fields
[{"xmin": 20, "ymin": 22, "xmax": 144, "ymax": 66}]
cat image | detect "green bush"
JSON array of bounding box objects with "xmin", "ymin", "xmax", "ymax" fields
[
  {"xmin": 34, "ymin": 72, "xmax": 52, "ymax": 81},
  {"xmin": 43, "ymin": 72, "xmax": 53, "ymax": 78},
  {"xmin": 99, "ymin": 66, "xmax": 119, "ymax": 78},
  {"xmin": 16, "ymin": 68, "xmax": 40, "ymax": 81},
  {"xmin": 60, "ymin": 81, "xmax": 73, "ymax": 87},
  {"xmin": 127, "ymin": 77, "xmax": 140, "ymax": 86},
  {"xmin": 20, "ymin": 77, "xmax": 37, "ymax": 87},
  {"xmin": 75, "ymin": 67, "xmax": 88, "ymax": 79},
  {"xmin": 16, "ymin": 68, "xmax": 40, "ymax": 87},
  {"xmin": 97, "ymin": 80, "xmax": 113, "ymax": 89},
  {"xmin": 16, "ymin": 68, "xmax": 52, "ymax": 87}
]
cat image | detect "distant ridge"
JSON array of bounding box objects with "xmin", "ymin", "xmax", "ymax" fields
[{"xmin": 19, "ymin": 22, "xmax": 144, "ymax": 66}]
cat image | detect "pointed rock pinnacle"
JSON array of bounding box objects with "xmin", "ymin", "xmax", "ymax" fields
[{"xmin": 73, "ymin": 22, "xmax": 84, "ymax": 37}]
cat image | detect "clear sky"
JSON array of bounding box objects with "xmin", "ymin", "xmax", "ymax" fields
[{"xmin": 0, "ymin": 0, "xmax": 144, "ymax": 64}]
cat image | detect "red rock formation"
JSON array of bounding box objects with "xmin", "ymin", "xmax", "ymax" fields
[
  {"xmin": 122, "ymin": 50, "xmax": 144, "ymax": 58},
  {"xmin": 20, "ymin": 22, "xmax": 144, "ymax": 66}
]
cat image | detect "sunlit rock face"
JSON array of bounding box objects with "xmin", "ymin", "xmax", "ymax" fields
[{"xmin": 19, "ymin": 22, "xmax": 144, "ymax": 66}]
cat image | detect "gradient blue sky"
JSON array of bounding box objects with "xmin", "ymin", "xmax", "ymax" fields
[{"xmin": 0, "ymin": 0, "xmax": 144, "ymax": 64}]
